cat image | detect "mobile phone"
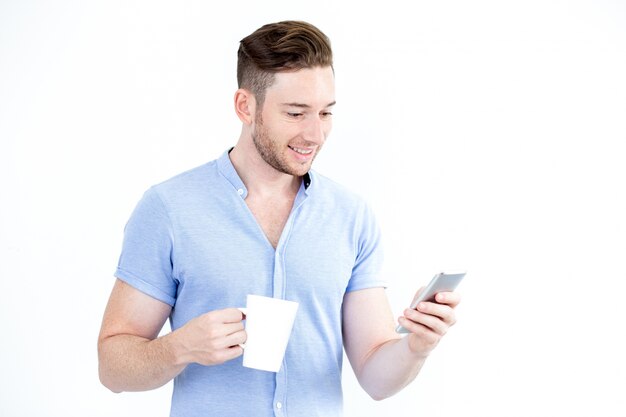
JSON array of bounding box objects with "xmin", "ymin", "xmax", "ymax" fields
[{"xmin": 395, "ymin": 271, "xmax": 466, "ymax": 333}]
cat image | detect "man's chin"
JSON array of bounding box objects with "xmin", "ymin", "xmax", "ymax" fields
[
  {"xmin": 290, "ymin": 162, "xmax": 313, "ymax": 177},
  {"xmin": 275, "ymin": 153, "xmax": 316, "ymax": 176}
]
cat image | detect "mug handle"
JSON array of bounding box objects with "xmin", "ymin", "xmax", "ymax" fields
[{"xmin": 237, "ymin": 307, "xmax": 247, "ymax": 349}]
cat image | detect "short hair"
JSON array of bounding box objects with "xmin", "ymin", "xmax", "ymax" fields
[{"xmin": 237, "ymin": 20, "xmax": 333, "ymax": 108}]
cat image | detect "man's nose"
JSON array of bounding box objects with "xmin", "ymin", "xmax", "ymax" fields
[{"xmin": 303, "ymin": 116, "xmax": 328, "ymax": 145}]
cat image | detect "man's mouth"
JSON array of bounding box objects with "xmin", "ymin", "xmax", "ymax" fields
[{"xmin": 289, "ymin": 146, "xmax": 313, "ymax": 155}]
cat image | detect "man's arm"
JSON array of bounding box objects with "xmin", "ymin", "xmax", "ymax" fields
[
  {"xmin": 98, "ymin": 279, "xmax": 246, "ymax": 393},
  {"xmin": 342, "ymin": 287, "xmax": 460, "ymax": 400}
]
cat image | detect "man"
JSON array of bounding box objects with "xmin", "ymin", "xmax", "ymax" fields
[{"xmin": 98, "ymin": 20, "xmax": 460, "ymax": 417}]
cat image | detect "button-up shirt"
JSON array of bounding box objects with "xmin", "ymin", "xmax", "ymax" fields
[{"xmin": 115, "ymin": 149, "xmax": 386, "ymax": 417}]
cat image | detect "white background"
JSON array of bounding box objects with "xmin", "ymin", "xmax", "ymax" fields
[{"xmin": 1, "ymin": 0, "xmax": 625, "ymax": 416}]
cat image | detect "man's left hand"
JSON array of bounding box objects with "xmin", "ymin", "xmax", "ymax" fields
[{"xmin": 397, "ymin": 290, "xmax": 461, "ymax": 357}]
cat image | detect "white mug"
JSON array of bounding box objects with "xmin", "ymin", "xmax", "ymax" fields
[{"xmin": 238, "ymin": 294, "xmax": 299, "ymax": 372}]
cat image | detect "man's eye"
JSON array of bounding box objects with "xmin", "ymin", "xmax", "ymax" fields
[{"xmin": 287, "ymin": 113, "xmax": 303, "ymax": 118}]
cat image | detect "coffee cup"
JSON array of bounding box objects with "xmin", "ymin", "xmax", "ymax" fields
[{"xmin": 238, "ymin": 294, "xmax": 299, "ymax": 372}]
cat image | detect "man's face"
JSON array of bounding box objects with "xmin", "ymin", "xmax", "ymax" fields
[{"xmin": 251, "ymin": 66, "xmax": 335, "ymax": 177}]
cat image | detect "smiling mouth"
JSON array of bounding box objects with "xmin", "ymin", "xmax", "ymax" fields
[{"xmin": 289, "ymin": 145, "xmax": 313, "ymax": 155}]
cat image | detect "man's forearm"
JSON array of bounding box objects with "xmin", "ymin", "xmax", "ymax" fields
[
  {"xmin": 98, "ymin": 332, "xmax": 186, "ymax": 393},
  {"xmin": 356, "ymin": 337, "xmax": 428, "ymax": 401}
]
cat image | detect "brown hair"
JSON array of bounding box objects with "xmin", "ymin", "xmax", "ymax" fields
[{"xmin": 237, "ymin": 20, "xmax": 333, "ymax": 108}]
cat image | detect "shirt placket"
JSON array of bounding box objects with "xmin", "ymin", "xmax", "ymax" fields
[{"xmin": 271, "ymin": 185, "xmax": 308, "ymax": 417}]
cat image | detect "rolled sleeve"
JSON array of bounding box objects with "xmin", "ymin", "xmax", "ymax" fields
[
  {"xmin": 346, "ymin": 201, "xmax": 387, "ymax": 292},
  {"xmin": 114, "ymin": 187, "xmax": 178, "ymax": 306}
]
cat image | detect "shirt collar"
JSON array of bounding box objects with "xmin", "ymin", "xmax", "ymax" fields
[
  {"xmin": 217, "ymin": 148, "xmax": 248, "ymax": 198},
  {"xmin": 217, "ymin": 148, "xmax": 312, "ymax": 199}
]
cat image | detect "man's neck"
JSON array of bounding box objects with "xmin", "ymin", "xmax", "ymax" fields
[{"xmin": 228, "ymin": 141, "xmax": 301, "ymax": 199}]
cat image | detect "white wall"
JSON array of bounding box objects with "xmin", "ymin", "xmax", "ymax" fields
[{"xmin": 1, "ymin": 1, "xmax": 625, "ymax": 416}]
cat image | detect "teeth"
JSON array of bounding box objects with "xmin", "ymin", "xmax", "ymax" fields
[{"xmin": 290, "ymin": 146, "xmax": 313, "ymax": 155}]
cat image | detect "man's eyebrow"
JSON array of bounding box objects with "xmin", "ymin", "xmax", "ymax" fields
[{"xmin": 281, "ymin": 101, "xmax": 336, "ymax": 109}]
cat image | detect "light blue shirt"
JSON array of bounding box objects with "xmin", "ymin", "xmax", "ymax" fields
[{"xmin": 115, "ymin": 149, "xmax": 386, "ymax": 417}]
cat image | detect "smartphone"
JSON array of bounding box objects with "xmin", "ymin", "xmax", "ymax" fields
[{"xmin": 395, "ymin": 271, "xmax": 466, "ymax": 333}]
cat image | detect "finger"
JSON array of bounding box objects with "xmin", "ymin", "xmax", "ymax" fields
[
  {"xmin": 217, "ymin": 307, "xmax": 248, "ymax": 323},
  {"xmin": 403, "ymin": 308, "xmax": 450, "ymax": 335},
  {"xmin": 224, "ymin": 344, "xmax": 245, "ymax": 360},
  {"xmin": 205, "ymin": 329, "xmax": 247, "ymax": 352},
  {"xmin": 397, "ymin": 316, "xmax": 440, "ymax": 346},
  {"xmin": 209, "ymin": 344, "xmax": 245, "ymax": 364},
  {"xmin": 222, "ymin": 329, "xmax": 247, "ymax": 350},
  {"xmin": 200, "ymin": 308, "xmax": 246, "ymax": 329},
  {"xmin": 206, "ymin": 321, "xmax": 245, "ymax": 341},
  {"xmin": 416, "ymin": 301, "xmax": 457, "ymax": 325},
  {"xmin": 201, "ymin": 319, "xmax": 245, "ymax": 341},
  {"xmin": 434, "ymin": 291, "xmax": 461, "ymax": 308},
  {"xmin": 221, "ymin": 321, "xmax": 245, "ymax": 336}
]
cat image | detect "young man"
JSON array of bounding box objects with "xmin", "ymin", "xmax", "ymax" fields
[{"xmin": 98, "ymin": 20, "xmax": 460, "ymax": 417}]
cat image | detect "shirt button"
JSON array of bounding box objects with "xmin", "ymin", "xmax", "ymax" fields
[
  {"xmin": 237, "ymin": 188, "xmax": 244, "ymax": 196},
  {"xmin": 276, "ymin": 402, "xmax": 283, "ymax": 409}
]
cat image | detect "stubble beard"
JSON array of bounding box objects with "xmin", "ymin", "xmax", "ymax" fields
[{"xmin": 251, "ymin": 114, "xmax": 318, "ymax": 177}]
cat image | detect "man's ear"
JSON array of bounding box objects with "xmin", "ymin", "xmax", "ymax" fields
[{"xmin": 234, "ymin": 88, "xmax": 255, "ymax": 125}]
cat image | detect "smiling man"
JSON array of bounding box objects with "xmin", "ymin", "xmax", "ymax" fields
[{"xmin": 98, "ymin": 20, "xmax": 460, "ymax": 417}]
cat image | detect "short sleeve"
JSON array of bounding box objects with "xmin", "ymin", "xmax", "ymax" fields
[
  {"xmin": 345, "ymin": 201, "xmax": 387, "ymax": 292},
  {"xmin": 114, "ymin": 187, "xmax": 178, "ymax": 306}
]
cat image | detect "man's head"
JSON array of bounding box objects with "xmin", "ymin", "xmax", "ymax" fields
[
  {"xmin": 234, "ymin": 21, "xmax": 335, "ymax": 177},
  {"xmin": 237, "ymin": 20, "xmax": 333, "ymax": 110}
]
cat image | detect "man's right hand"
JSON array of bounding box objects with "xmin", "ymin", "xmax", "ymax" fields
[
  {"xmin": 98, "ymin": 279, "xmax": 246, "ymax": 393},
  {"xmin": 170, "ymin": 308, "xmax": 246, "ymax": 366}
]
